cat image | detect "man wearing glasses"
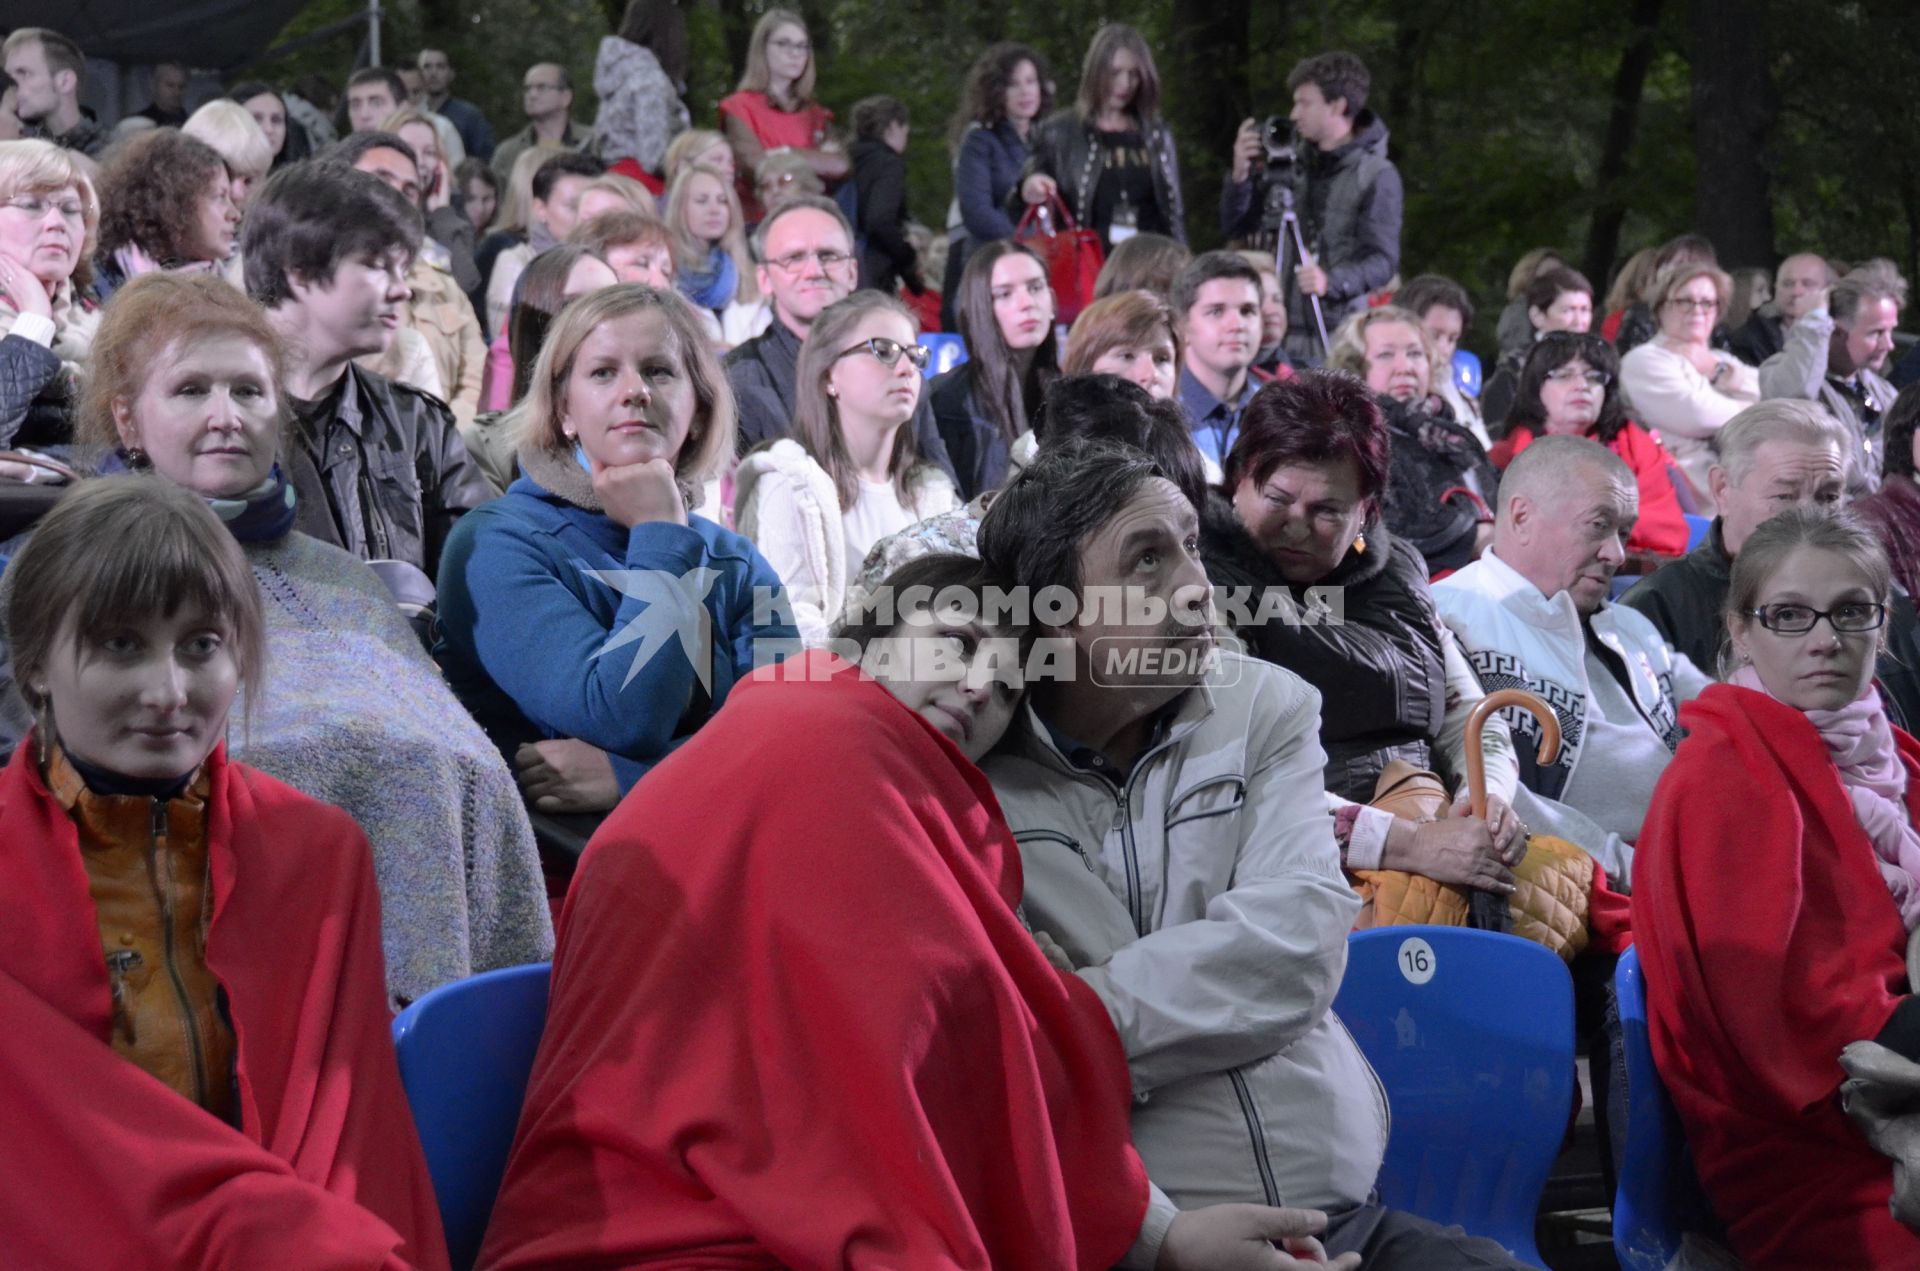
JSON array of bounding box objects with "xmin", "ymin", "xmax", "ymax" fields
[
  {"xmin": 491, "ymin": 63, "xmax": 595, "ymax": 184},
  {"xmin": 1624, "ymin": 400, "xmax": 1920, "ymax": 739},
  {"xmin": 724, "ymin": 195, "xmax": 953, "ymax": 477},
  {"xmin": 1435, "ymin": 435, "xmax": 1712, "ymax": 889}
]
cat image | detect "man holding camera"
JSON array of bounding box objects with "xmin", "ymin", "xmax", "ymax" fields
[{"xmin": 1221, "ymin": 52, "xmax": 1402, "ymax": 366}]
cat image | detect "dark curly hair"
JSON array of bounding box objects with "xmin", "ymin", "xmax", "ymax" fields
[
  {"xmin": 1503, "ymin": 331, "xmax": 1626, "ymax": 444},
  {"xmin": 948, "ymin": 42, "xmax": 1052, "ymax": 156},
  {"xmin": 94, "ymin": 128, "xmax": 230, "ymax": 265}
]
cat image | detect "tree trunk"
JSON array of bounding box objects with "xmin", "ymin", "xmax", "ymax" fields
[
  {"xmin": 1688, "ymin": 0, "xmax": 1775, "ymax": 268},
  {"xmin": 1581, "ymin": 0, "xmax": 1666, "ymax": 296},
  {"xmin": 1163, "ymin": 0, "xmax": 1258, "ymax": 247}
]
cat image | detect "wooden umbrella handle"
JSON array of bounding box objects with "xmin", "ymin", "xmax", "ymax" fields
[{"xmin": 1464, "ymin": 688, "xmax": 1562, "ymax": 819}]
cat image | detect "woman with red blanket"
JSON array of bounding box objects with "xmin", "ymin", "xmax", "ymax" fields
[
  {"xmin": 480, "ymin": 557, "xmax": 1354, "ymax": 1270},
  {"xmin": 0, "ymin": 480, "xmax": 446, "ymax": 1269},
  {"xmin": 1634, "ymin": 507, "xmax": 1920, "ymax": 1268}
]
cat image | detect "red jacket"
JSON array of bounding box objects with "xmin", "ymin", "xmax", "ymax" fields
[
  {"xmin": 480, "ymin": 652, "xmax": 1149, "ymax": 1269},
  {"xmin": 0, "ymin": 741, "xmax": 449, "ymax": 1271},
  {"xmin": 1633, "ymin": 686, "xmax": 1920, "ymax": 1269},
  {"xmin": 1491, "ymin": 420, "xmax": 1690, "ymax": 557}
]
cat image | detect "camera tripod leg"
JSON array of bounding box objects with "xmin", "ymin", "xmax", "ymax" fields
[{"xmin": 1272, "ymin": 208, "xmax": 1331, "ymax": 361}]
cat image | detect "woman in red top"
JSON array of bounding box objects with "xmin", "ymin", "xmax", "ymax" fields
[
  {"xmin": 1634, "ymin": 508, "xmax": 1920, "ymax": 1268},
  {"xmin": 1489, "ymin": 331, "xmax": 1690, "ymax": 558},
  {"xmin": 0, "ymin": 480, "xmax": 446, "ymax": 1269},
  {"xmin": 718, "ymin": 8, "xmax": 847, "ymax": 219}
]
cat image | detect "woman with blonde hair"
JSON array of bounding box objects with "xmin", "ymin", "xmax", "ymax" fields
[
  {"xmin": 718, "ymin": 9, "xmax": 847, "ymax": 219},
  {"xmin": 1601, "ymin": 246, "xmax": 1659, "ymax": 341},
  {"xmin": 663, "ymin": 127, "xmax": 735, "ymax": 188},
  {"xmin": 183, "ymin": 100, "xmax": 273, "ymax": 212},
  {"xmin": 575, "ymin": 172, "xmax": 659, "ymax": 223},
  {"xmin": 1619, "ymin": 259, "xmax": 1759, "ymax": 506},
  {"xmin": 437, "ymin": 284, "xmax": 797, "ymax": 814},
  {"xmin": 0, "ymin": 139, "xmax": 100, "ymax": 458},
  {"xmin": 664, "ymin": 160, "xmax": 760, "ymax": 337},
  {"xmin": 1062, "ymin": 289, "xmax": 1179, "ymax": 398},
  {"xmin": 735, "ymin": 290, "xmax": 960, "ymax": 643},
  {"xmin": 1331, "ymin": 304, "xmax": 1498, "ymax": 574},
  {"xmin": 475, "ymin": 147, "xmax": 550, "ymax": 323}
]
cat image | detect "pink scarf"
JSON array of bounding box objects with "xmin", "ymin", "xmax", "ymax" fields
[{"xmin": 1733, "ymin": 665, "xmax": 1920, "ymax": 930}]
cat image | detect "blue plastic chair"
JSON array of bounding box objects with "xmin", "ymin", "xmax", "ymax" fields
[
  {"xmin": 1613, "ymin": 947, "xmax": 1723, "ymax": 1270},
  {"xmin": 1683, "ymin": 513, "xmax": 1712, "ymax": 553},
  {"xmin": 920, "ymin": 332, "xmax": 969, "ymax": 378},
  {"xmin": 1333, "ymin": 928, "xmax": 1574, "ymax": 1268},
  {"xmin": 1453, "ymin": 349, "xmax": 1484, "ymax": 399},
  {"xmin": 392, "ymin": 961, "xmax": 552, "ymax": 1271}
]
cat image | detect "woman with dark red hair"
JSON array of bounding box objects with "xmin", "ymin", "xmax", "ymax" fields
[{"xmin": 1200, "ymin": 371, "xmax": 1526, "ymax": 890}]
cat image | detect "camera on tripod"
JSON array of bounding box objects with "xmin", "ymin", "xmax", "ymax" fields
[{"xmin": 1259, "ymin": 116, "xmax": 1298, "ymax": 172}]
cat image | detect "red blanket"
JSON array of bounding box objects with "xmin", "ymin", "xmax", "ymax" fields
[
  {"xmin": 1633, "ymin": 685, "xmax": 1920, "ymax": 1268},
  {"xmin": 0, "ymin": 742, "xmax": 448, "ymax": 1270},
  {"xmin": 479, "ymin": 652, "xmax": 1148, "ymax": 1269}
]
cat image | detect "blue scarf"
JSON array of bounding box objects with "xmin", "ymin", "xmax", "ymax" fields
[
  {"xmin": 677, "ymin": 244, "xmax": 738, "ymax": 311},
  {"xmin": 101, "ymin": 454, "xmax": 299, "ymax": 543}
]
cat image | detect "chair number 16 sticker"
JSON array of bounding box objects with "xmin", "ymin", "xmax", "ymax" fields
[{"xmin": 1397, "ymin": 936, "xmax": 1435, "ymax": 985}]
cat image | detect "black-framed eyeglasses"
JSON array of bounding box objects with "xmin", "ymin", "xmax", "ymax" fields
[
  {"xmin": 1745, "ymin": 601, "xmax": 1887, "ymax": 634},
  {"xmin": 1544, "ymin": 365, "xmax": 1612, "ymax": 388},
  {"xmin": 836, "ymin": 337, "xmax": 930, "ymax": 370}
]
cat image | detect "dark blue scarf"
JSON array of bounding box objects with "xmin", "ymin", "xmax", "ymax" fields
[
  {"xmin": 676, "ymin": 244, "xmax": 738, "ymax": 311},
  {"xmin": 101, "ymin": 454, "xmax": 299, "ymax": 543}
]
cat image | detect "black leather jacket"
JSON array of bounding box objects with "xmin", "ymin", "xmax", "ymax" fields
[
  {"xmin": 1202, "ymin": 492, "xmax": 1448, "ymax": 800},
  {"xmin": 1011, "ymin": 109, "xmax": 1185, "ymax": 246},
  {"xmin": 295, "ymin": 364, "xmax": 492, "ymax": 579}
]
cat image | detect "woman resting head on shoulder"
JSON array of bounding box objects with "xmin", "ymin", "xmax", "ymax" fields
[
  {"xmin": 834, "ymin": 552, "xmax": 1027, "ymax": 764},
  {"xmin": 437, "ymin": 282, "xmax": 797, "ymax": 815},
  {"xmin": 1633, "ymin": 505, "xmax": 1920, "ymax": 1269},
  {"xmin": 0, "ymin": 479, "xmax": 447, "ymax": 1266}
]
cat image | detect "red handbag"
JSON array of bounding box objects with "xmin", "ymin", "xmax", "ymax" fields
[{"xmin": 1015, "ymin": 194, "xmax": 1105, "ymax": 323}]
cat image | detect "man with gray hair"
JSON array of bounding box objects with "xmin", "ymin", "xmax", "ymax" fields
[
  {"xmin": 723, "ymin": 195, "xmax": 952, "ymax": 476},
  {"xmin": 1730, "ymin": 252, "xmax": 1832, "ymax": 366},
  {"xmin": 1434, "ymin": 436, "xmax": 1708, "ymax": 884},
  {"xmin": 1759, "ymin": 261, "xmax": 1904, "ymax": 494},
  {"xmin": 1623, "ymin": 399, "xmax": 1920, "ymax": 728}
]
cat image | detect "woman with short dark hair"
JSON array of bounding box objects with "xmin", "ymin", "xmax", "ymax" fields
[
  {"xmin": 1201, "ymin": 372, "xmax": 1523, "ymax": 890},
  {"xmin": 1491, "ymin": 330, "xmax": 1689, "ymax": 557}
]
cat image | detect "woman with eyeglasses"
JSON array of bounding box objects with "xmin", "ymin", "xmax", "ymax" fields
[
  {"xmin": 1620, "ymin": 261, "xmax": 1759, "ymax": 510},
  {"xmin": 719, "ymin": 9, "xmax": 847, "ymax": 222},
  {"xmin": 1633, "ymin": 507, "xmax": 1920, "ymax": 1270},
  {"xmin": 931, "ymin": 240, "xmax": 1058, "ymax": 499},
  {"xmin": 1491, "ymin": 332, "xmax": 1689, "ymax": 558},
  {"xmin": 437, "ymin": 284, "xmax": 796, "ymax": 816},
  {"xmin": 0, "ymin": 139, "xmax": 99, "ymax": 463},
  {"xmin": 735, "ymin": 291, "xmax": 960, "ymax": 644}
]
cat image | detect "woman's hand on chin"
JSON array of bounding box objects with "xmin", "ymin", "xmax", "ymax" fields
[
  {"xmin": 592, "ymin": 455, "xmax": 688, "ymax": 528},
  {"xmin": 514, "ymin": 739, "xmax": 621, "ymax": 814},
  {"xmin": 0, "ymin": 251, "xmax": 53, "ymax": 320}
]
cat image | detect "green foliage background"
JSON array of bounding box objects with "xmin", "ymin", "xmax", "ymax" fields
[{"xmin": 251, "ymin": 0, "xmax": 1920, "ymax": 350}]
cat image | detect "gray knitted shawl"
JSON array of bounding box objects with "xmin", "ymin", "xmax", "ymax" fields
[{"xmin": 235, "ymin": 532, "xmax": 553, "ymax": 1006}]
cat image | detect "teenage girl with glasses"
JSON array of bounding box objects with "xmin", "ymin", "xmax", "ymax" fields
[{"xmin": 735, "ymin": 290, "xmax": 960, "ymax": 644}]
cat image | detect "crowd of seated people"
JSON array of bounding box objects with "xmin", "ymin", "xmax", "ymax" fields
[{"xmin": 10, "ymin": 18, "xmax": 1920, "ymax": 1268}]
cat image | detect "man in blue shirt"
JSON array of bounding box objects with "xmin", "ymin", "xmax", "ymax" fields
[
  {"xmin": 417, "ymin": 48, "xmax": 496, "ymax": 161},
  {"xmin": 1173, "ymin": 251, "xmax": 1264, "ymax": 477}
]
